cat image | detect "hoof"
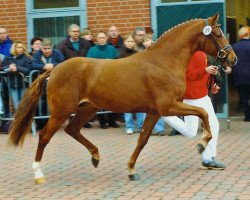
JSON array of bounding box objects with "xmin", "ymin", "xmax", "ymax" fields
[
  {"xmin": 128, "ymin": 174, "xmax": 141, "ymax": 181},
  {"xmin": 91, "ymin": 157, "xmax": 99, "ymax": 168},
  {"xmin": 35, "ymin": 177, "xmax": 46, "ymax": 184},
  {"xmin": 196, "ymin": 143, "xmax": 205, "ymax": 154}
]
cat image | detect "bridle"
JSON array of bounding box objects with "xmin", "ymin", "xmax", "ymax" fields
[{"xmin": 202, "ymin": 19, "xmax": 233, "ymax": 70}]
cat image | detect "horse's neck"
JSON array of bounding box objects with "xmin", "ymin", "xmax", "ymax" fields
[{"xmin": 148, "ymin": 20, "xmax": 203, "ymax": 69}]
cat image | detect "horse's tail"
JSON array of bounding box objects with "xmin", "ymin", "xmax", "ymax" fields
[{"xmin": 8, "ymin": 71, "xmax": 51, "ymax": 147}]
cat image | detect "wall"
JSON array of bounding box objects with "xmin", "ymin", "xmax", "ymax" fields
[
  {"xmin": 0, "ymin": 0, "xmax": 151, "ymax": 43},
  {"xmin": 234, "ymin": 0, "xmax": 250, "ymax": 28},
  {"xmin": 0, "ymin": 0, "xmax": 27, "ymax": 43},
  {"xmin": 86, "ymin": 0, "xmax": 151, "ymax": 36},
  {"xmin": 226, "ymin": 0, "xmax": 250, "ymax": 38}
]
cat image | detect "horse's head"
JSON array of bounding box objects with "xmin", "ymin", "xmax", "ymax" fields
[{"xmin": 199, "ymin": 13, "xmax": 238, "ymax": 68}]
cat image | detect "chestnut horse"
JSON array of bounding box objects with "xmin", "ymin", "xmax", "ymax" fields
[{"xmin": 8, "ymin": 13, "xmax": 237, "ymax": 183}]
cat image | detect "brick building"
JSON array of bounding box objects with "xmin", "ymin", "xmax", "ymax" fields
[
  {"xmin": 0, "ymin": 0, "xmax": 249, "ymax": 46},
  {"xmin": 0, "ymin": 0, "xmax": 151, "ymax": 46},
  {"xmin": 0, "ymin": 0, "xmax": 249, "ymax": 118}
]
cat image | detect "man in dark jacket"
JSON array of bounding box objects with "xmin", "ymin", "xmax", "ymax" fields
[
  {"xmin": 57, "ymin": 24, "xmax": 92, "ymax": 128},
  {"xmin": 232, "ymin": 26, "xmax": 250, "ymax": 122},
  {"xmin": 57, "ymin": 24, "xmax": 91, "ymax": 60},
  {"xmin": 32, "ymin": 38, "xmax": 64, "ymax": 71}
]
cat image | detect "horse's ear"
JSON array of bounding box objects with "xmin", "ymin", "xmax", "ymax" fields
[{"xmin": 211, "ymin": 13, "xmax": 220, "ymax": 25}]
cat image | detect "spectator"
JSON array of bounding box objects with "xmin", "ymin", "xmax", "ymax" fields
[
  {"xmin": 1, "ymin": 41, "xmax": 32, "ymax": 110},
  {"xmin": 118, "ymin": 34, "xmax": 144, "ymax": 134},
  {"xmin": 58, "ymin": 24, "xmax": 92, "ymax": 128},
  {"xmin": 107, "ymin": 25, "xmax": 124, "ymax": 50},
  {"xmin": 81, "ymin": 28, "xmax": 95, "ymax": 47},
  {"xmin": 58, "ymin": 24, "xmax": 91, "ymax": 60},
  {"xmin": 119, "ymin": 34, "xmax": 165, "ymax": 135},
  {"xmin": 87, "ymin": 31, "xmax": 119, "ymax": 129},
  {"xmin": 145, "ymin": 27, "xmax": 155, "ymax": 41},
  {"xmin": 0, "ymin": 54, "xmax": 4, "ymax": 67},
  {"xmin": 29, "ymin": 37, "xmax": 42, "ymax": 57},
  {"xmin": 142, "ymin": 34, "xmax": 165, "ymax": 135},
  {"xmin": 32, "ymin": 38, "xmax": 64, "ymax": 71},
  {"xmin": 32, "ymin": 38, "xmax": 64, "ymax": 129},
  {"xmin": 0, "ymin": 53, "xmax": 11, "ymax": 133},
  {"xmin": 80, "ymin": 27, "xmax": 95, "ymax": 127},
  {"xmin": 163, "ymin": 51, "xmax": 231, "ymax": 169},
  {"xmin": 0, "ymin": 53, "xmax": 5, "ymax": 115},
  {"xmin": 118, "ymin": 34, "xmax": 137, "ymax": 57},
  {"xmin": 107, "ymin": 25, "xmax": 124, "ymax": 123},
  {"xmin": 142, "ymin": 34, "xmax": 154, "ymax": 49},
  {"xmin": 232, "ymin": 26, "xmax": 250, "ymax": 122},
  {"xmin": 133, "ymin": 27, "xmax": 146, "ymax": 52},
  {"xmin": 0, "ymin": 27, "xmax": 12, "ymax": 57}
]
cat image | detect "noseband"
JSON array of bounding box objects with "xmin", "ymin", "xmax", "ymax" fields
[{"xmin": 202, "ymin": 19, "xmax": 233, "ymax": 69}]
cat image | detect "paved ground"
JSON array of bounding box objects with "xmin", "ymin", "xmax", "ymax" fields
[{"xmin": 0, "ymin": 118, "xmax": 249, "ymax": 200}]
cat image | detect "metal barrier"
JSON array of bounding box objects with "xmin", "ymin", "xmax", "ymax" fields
[
  {"xmin": 1, "ymin": 70, "xmax": 115, "ymax": 136},
  {"xmin": 28, "ymin": 70, "xmax": 50, "ymax": 136},
  {"xmin": 0, "ymin": 71, "xmax": 28, "ymax": 132},
  {"xmin": 0, "ymin": 70, "xmax": 48, "ymax": 135},
  {"xmin": 28, "ymin": 70, "xmax": 50, "ymax": 118}
]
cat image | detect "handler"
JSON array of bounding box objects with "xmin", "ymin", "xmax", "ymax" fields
[{"xmin": 163, "ymin": 51, "xmax": 231, "ymax": 170}]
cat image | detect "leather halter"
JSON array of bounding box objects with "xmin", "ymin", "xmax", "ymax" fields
[{"xmin": 202, "ymin": 19, "xmax": 233, "ymax": 68}]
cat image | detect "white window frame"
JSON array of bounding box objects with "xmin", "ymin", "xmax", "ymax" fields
[{"xmin": 26, "ymin": 0, "xmax": 87, "ymax": 50}]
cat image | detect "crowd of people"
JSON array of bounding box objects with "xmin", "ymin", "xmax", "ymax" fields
[
  {"xmin": 1, "ymin": 23, "xmax": 248, "ymax": 170},
  {"xmin": 0, "ymin": 24, "xmax": 164, "ymax": 134}
]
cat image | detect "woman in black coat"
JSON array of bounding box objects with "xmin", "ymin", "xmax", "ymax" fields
[{"xmin": 1, "ymin": 41, "xmax": 32, "ymax": 110}]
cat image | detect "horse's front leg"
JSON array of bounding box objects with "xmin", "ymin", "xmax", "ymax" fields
[
  {"xmin": 128, "ymin": 113, "xmax": 159, "ymax": 181},
  {"xmin": 162, "ymin": 102, "xmax": 212, "ymax": 154}
]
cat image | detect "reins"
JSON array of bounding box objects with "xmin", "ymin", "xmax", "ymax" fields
[{"xmin": 207, "ymin": 58, "xmax": 223, "ymax": 92}]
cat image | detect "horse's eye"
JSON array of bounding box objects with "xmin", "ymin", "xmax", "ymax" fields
[{"xmin": 216, "ymin": 34, "xmax": 222, "ymax": 39}]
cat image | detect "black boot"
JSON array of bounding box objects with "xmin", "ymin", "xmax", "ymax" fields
[{"xmin": 83, "ymin": 122, "xmax": 92, "ymax": 128}]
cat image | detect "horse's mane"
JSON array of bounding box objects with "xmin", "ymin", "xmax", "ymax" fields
[{"xmin": 145, "ymin": 18, "xmax": 203, "ymax": 50}]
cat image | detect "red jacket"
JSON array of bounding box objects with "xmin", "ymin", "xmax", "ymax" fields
[{"xmin": 184, "ymin": 51, "xmax": 210, "ymax": 99}]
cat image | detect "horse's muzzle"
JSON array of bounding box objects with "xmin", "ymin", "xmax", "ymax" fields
[
  {"xmin": 233, "ymin": 56, "xmax": 238, "ymax": 66},
  {"xmin": 227, "ymin": 55, "xmax": 238, "ymax": 67}
]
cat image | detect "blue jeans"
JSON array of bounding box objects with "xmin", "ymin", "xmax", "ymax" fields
[
  {"xmin": 124, "ymin": 113, "xmax": 145, "ymax": 132},
  {"xmin": 124, "ymin": 113, "xmax": 165, "ymax": 132},
  {"xmin": 11, "ymin": 88, "xmax": 24, "ymax": 110},
  {"xmin": 153, "ymin": 117, "xmax": 165, "ymax": 132}
]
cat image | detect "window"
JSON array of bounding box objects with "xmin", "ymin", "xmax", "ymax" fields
[
  {"xmin": 34, "ymin": 16, "xmax": 80, "ymax": 46},
  {"xmin": 27, "ymin": 0, "xmax": 87, "ymax": 49},
  {"xmin": 33, "ymin": 0, "xmax": 79, "ymax": 9},
  {"xmin": 161, "ymin": 0, "xmax": 186, "ymax": 2},
  {"xmin": 161, "ymin": 0, "xmax": 207, "ymax": 2}
]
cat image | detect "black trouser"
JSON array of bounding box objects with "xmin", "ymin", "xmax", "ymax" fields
[
  {"xmin": 238, "ymin": 85, "xmax": 250, "ymax": 120},
  {"xmin": 98, "ymin": 112, "xmax": 116, "ymax": 126}
]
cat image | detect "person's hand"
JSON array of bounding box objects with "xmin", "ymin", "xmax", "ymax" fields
[
  {"xmin": 43, "ymin": 64, "xmax": 54, "ymax": 71},
  {"xmin": 9, "ymin": 63, "xmax": 17, "ymax": 72},
  {"xmin": 224, "ymin": 66, "xmax": 232, "ymax": 74},
  {"xmin": 211, "ymin": 83, "xmax": 220, "ymax": 94},
  {"xmin": 205, "ymin": 65, "xmax": 218, "ymax": 75}
]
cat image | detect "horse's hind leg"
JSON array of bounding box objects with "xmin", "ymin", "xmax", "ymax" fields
[
  {"xmin": 128, "ymin": 113, "xmax": 159, "ymax": 181},
  {"xmin": 163, "ymin": 102, "xmax": 212, "ymax": 154},
  {"xmin": 64, "ymin": 102, "xmax": 100, "ymax": 167},
  {"xmin": 33, "ymin": 115, "xmax": 67, "ymax": 183}
]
